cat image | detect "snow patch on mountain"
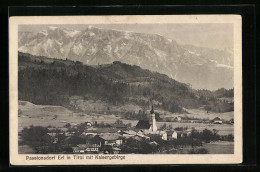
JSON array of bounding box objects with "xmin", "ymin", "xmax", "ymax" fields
[
  {"xmin": 39, "ymin": 30, "xmax": 48, "ymax": 36},
  {"xmin": 63, "ymin": 30, "xmax": 80, "ymax": 37},
  {"xmin": 48, "ymin": 26, "xmax": 58, "ymax": 30},
  {"xmin": 18, "ymin": 46, "xmax": 29, "ymax": 52},
  {"xmin": 44, "ymin": 39, "xmax": 55, "ymax": 48},
  {"xmin": 216, "ymin": 64, "xmax": 233, "ymax": 69},
  {"xmin": 88, "ymin": 46, "xmax": 97, "ymax": 55},
  {"xmin": 89, "ymin": 32, "xmax": 95, "ymax": 36},
  {"xmin": 103, "ymin": 45, "xmax": 112, "ymax": 54},
  {"xmin": 124, "ymin": 32, "xmax": 131, "ymax": 39},
  {"xmin": 72, "ymin": 43, "xmax": 83, "ymax": 55},
  {"xmin": 56, "ymin": 40, "xmax": 63, "ymax": 46}
]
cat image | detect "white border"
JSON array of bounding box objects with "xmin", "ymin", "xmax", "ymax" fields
[{"xmin": 9, "ymin": 15, "xmax": 242, "ymax": 165}]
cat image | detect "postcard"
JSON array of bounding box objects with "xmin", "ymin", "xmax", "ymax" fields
[{"xmin": 9, "ymin": 15, "xmax": 242, "ymax": 165}]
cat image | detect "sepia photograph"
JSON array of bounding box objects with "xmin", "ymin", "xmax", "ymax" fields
[{"xmin": 9, "ymin": 15, "xmax": 242, "ymax": 165}]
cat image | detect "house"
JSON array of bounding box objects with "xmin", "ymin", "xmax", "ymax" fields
[
  {"xmin": 166, "ymin": 131, "xmax": 177, "ymax": 140},
  {"xmin": 149, "ymin": 141, "xmax": 158, "ymax": 146},
  {"xmin": 86, "ymin": 122, "xmax": 92, "ymax": 127},
  {"xmin": 47, "ymin": 127, "xmax": 55, "ymax": 131},
  {"xmin": 111, "ymin": 123, "xmax": 127, "ymax": 130},
  {"xmin": 172, "ymin": 131, "xmax": 183, "ymax": 139},
  {"xmin": 72, "ymin": 147, "xmax": 80, "ymax": 153},
  {"xmin": 82, "ymin": 128, "xmax": 99, "ymax": 136},
  {"xmin": 162, "ymin": 130, "xmax": 189, "ymax": 140},
  {"xmin": 99, "ymin": 133, "xmax": 123, "ymax": 146},
  {"xmin": 161, "ymin": 131, "xmax": 168, "ymax": 140},
  {"xmin": 124, "ymin": 130, "xmax": 137, "ymax": 135},
  {"xmin": 72, "ymin": 144, "xmax": 86, "ymax": 153},
  {"xmin": 53, "ymin": 138, "xmax": 58, "ymax": 144},
  {"xmin": 112, "ymin": 147, "xmax": 121, "ymax": 154},
  {"xmin": 177, "ymin": 116, "xmax": 182, "ymax": 122},
  {"xmin": 136, "ymin": 133, "xmax": 150, "ymax": 140},
  {"xmin": 47, "ymin": 132, "xmax": 57, "ymax": 137},
  {"xmin": 137, "ymin": 130, "xmax": 144, "ymax": 135},
  {"xmin": 82, "ymin": 128, "xmax": 118, "ymax": 136},
  {"xmin": 58, "ymin": 127, "xmax": 69, "ymax": 132},
  {"xmin": 164, "ymin": 131, "xmax": 176, "ymax": 140},
  {"xmin": 131, "ymin": 135, "xmax": 144, "ymax": 141},
  {"xmin": 213, "ymin": 120, "xmax": 223, "ymax": 124},
  {"xmin": 64, "ymin": 131, "xmax": 75, "ymax": 137},
  {"xmin": 117, "ymin": 130, "xmax": 127, "ymax": 135},
  {"xmin": 72, "ymin": 135, "xmax": 104, "ymax": 153},
  {"xmin": 85, "ymin": 136, "xmax": 103, "ymax": 153},
  {"xmin": 122, "ymin": 129, "xmax": 138, "ymax": 139}
]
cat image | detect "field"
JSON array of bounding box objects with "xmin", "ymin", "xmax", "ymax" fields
[
  {"xmin": 158, "ymin": 108, "xmax": 234, "ymax": 121},
  {"xmin": 18, "ymin": 100, "xmax": 234, "ymax": 135},
  {"xmin": 178, "ymin": 141, "xmax": 234, "ymax": 154},
  {"xmin": 203, "ymin": 141, "xmax": 234, "ymax": 154}
]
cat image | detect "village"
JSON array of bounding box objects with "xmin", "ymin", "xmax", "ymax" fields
[{"xmin": 18, "ymin": 106, "xmax": 234, "ymax": 154}]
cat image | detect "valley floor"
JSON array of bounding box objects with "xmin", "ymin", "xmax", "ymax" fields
[
  {"xmin": 17, "ymin": 100, "xmax": 234, "ymax": 154},
  {"xmin": 18, "ymin": 100, "xmax": 234, "ymax": 135}
]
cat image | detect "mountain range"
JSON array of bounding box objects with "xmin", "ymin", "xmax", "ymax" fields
[{"xmin": 18, "ymin": 26, "xmax": 234, "ymax": 90}]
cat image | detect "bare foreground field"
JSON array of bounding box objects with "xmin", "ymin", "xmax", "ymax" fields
[
  {"xmin": 19, "ymin": 141, "xmax": 234, "ymax": 154},
  {"xmin": 203, "ymin": 141, "xmax": 234, "ymax": 154},
  {"xmin": 174, "ymin": 141, "xmax": 234, "ymax": 154}
]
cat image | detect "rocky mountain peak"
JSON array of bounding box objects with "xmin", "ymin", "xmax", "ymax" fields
[{"xmin": 18, "ymin": 26, "xmax": 234, "ymax": 90}]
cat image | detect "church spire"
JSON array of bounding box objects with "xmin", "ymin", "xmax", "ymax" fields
[
  {"xmin": 150, "ymin": 105, "xmax": 154, "ymax": 114},
  {"xmin": 150, "ymin": 105, "xmax": 157, "ymax": 132}
]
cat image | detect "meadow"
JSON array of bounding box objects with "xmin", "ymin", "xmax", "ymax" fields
[{"xmin": 18, "ymin": 100, "xmax": 234, "ymax": 136}]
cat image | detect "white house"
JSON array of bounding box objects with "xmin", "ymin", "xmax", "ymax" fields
[
  {"xmin": 162, "ymin": 130, "xmax": 191, "ymax": 140},
  {"xmin": 213, "ymin": 120, "xmax": 223, "ymax": 124},
  {"xmin": 177, "ymin": 116, "xmax": 182, "ymax": 122}
]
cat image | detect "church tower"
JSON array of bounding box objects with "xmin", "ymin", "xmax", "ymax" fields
[{"xmin": 150, "ymin": 106, "xmax": 157, "ymax": 132}]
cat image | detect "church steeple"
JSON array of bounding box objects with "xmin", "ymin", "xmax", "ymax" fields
[
  {"xmin": 150, "ymin": 105, "xmax": 157, "ymax": 132},
  {"xmin": 150, "ymin": 105, "xmax": 154, "ymax": 114}
]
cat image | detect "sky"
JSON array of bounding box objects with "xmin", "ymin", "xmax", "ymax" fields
[{"xmin": 19, "ymin": 23, "xmax": 233, "ymax": 50}]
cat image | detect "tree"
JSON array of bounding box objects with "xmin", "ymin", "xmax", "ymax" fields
[
  {"xmin": 64, "ymin": 123, "xmax": 71, "ymax": 128},
  {"xmin": 159, "ymin": 123, "xmax": 167, "ymax": 130},
  {"xmin": 213, "ymin": 117, "xmax": 221, "ymax": 121},
  {"xmin": 21, "ymin": 126, "xmax": 52, "ymax": 147},
  {"xmin": 201, "ymin": 129, "xmax": 213, "ymax": 143},
  {"xmin": 64, "ymin": 135, "xmax": 85, "ymax": 145},
  {"xmin": 115, "ymin": 119, "xmax": 123, "ymax": 125}
]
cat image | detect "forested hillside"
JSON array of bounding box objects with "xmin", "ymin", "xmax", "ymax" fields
[{"xmin": 18, "ymin": 52, "xmax": 233, "ymax": 113}]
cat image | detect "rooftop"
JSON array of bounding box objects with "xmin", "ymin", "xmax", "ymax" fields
[
  {"xmin": 84, "ymin": 127, "xmax": 118, "ymax": 134},
  {"xmin": 99, "ymin": 133, "xmax": 122, "ymax": 141},
  {"xmin": 135, "ymin": 120, "xmax": 151, "ymax": 129}
]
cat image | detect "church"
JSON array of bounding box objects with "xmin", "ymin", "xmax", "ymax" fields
[{"xmin": 135, "ymin": 106, "xmax": 158, "ymax": 134}]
